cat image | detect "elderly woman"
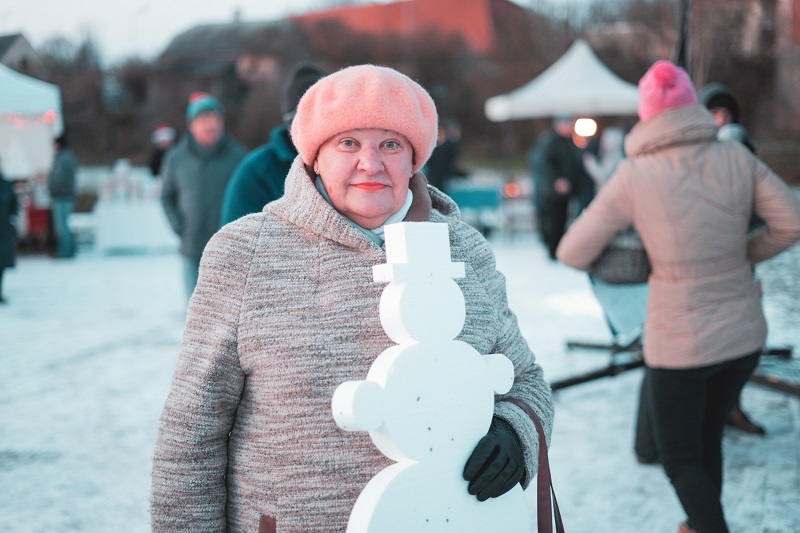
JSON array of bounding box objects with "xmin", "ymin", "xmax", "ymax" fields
[
  {"xmin": 557, "ymin": 60, "xmax": 800, "ymax": 533},
  {"xmin": 150, "ymin": 65, "xmax": 554, "ymax": 532}
]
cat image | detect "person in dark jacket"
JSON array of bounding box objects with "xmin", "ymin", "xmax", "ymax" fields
[
  {"xmin": 528, "ymin": 115, "xmax": 585, "ymax": 260},
  {"xmin": 160, "ymin": 92, "xmax": 246, "ymax": 302},
  {"xmin": 220, "ymin": 63, "xmax": 326, "ymax": 226},
  {"xmin": 147, "ymin": 123, "xmax": 177, "ymax": 178},
  {"xmin": 700, "ymin": 83, "xmax": 757, "ymax": 152},
  {"xmin": 700, "ymin": 82, "xmax": 766, "ymax": 436},
  {"xmin": 0, "ymin": 168, "xmax": 19, "ymax": 303},
  {"xmin": 47, "ymin": 133, "xmax": 77, "ymax": 258},
  {"xmin": 423, "ymin": 118, "xmax": 469, "ymax": 192}
]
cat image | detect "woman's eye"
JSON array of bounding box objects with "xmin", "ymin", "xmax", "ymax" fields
[
  {"xmin": 383, "ymin": 140, "xmax": 400, "ymax": 150},
  {"xmin": 340, "ymin": 139, "xmax": 357, "ymax": 148}
]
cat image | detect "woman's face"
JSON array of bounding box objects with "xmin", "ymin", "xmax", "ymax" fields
[{"xmin": 315, "ymin": 128, "xmax": 414, "ymax": 229}]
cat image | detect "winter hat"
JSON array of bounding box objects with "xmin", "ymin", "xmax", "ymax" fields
[
  {"xmin": 290, "ymin": 64, "xmax": 438, "ymax": 173},
  {"xmin": 700, "ymin": 82, "xmax": 740, "ymax": 123},
  {"xmin": 186, "ymin": 92, "xmax": 224, "ymax": 123},
  {"xmin": 637, "ymin": 60, "xmax": 698, "ymax": 121},
  {"xmin": 151, "ymin": 122, "xmax": 176, "ymax": 144},
  {"xmin": 281, "ymin": 63, "xmax": 327, "ymax": 123}
]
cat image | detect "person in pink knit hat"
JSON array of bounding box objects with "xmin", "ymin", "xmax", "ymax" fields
[
  {"xmin": 151, "ymin": 64, "xmax": 554, "ymax": 532},
  {"xmin": 556, "ymin": 60, "xmax": 800, "ymax": 533}
]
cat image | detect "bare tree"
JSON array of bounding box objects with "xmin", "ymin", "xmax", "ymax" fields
[{"xmin": 38, "ymin": 34, "xmax": 109, "ymax": 164}]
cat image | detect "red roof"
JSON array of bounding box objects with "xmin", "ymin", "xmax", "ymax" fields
[{"xmin": 290, "ymin": 0, "xmax": 506, "ymax": 54}]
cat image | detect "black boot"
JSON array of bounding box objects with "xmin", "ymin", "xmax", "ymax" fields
[{"xmin": 726, "ymin": 404, "xmax": 766, "ymax": 435}]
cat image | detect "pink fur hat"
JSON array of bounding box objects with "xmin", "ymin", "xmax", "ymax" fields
[
  {"xmin": 290, "ymin": 64, "xmax": 438, "ymax": 173},
  {"xmin": 637, "ymin": 60, "xmax": 698, "ymax": 121}
]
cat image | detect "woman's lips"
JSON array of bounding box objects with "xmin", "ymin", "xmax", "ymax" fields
[{"xmin": 353, "ymin": 183, "xmax": 388, "ymax": 191}]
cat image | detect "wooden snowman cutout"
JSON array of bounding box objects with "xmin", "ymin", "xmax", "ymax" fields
[{"xmin": 332, "ymin": 222, "xmax": 531, "ymax": 532}]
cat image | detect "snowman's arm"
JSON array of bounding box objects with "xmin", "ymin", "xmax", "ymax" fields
[
  {"xmin": 464, "ymin": 230, "xmax": 555, "ymax": 488},
  {"xmin": 331, "ymin": 380, "xmax": 384, "ymax": 432}
]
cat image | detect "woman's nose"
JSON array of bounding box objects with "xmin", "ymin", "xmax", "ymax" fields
[{"xmin": 357, "ymin": 147, "xmax": 384, "ymax": 174}]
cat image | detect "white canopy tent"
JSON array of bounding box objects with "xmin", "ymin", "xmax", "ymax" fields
[
  {"xmin": 0, "ymin": 64, "xmax": 63, "ymax": 180},
  {"xmin": 484, "ymin": 39, "xmax": 640, "ymax": 122}
]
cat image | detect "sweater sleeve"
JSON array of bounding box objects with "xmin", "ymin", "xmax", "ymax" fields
[
  {"xmin": 747, "ymin": 159, "xmax": 800, "ymax": 263},
  {"xmin": 466, "ymin": 228, "xmax": 554, "ymax": 489},
  {"xmin": 150, "ymin": 216, "xmax": 259, "ymax": 532}
]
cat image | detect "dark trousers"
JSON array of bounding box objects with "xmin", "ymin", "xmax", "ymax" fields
[
  {"xmin": 644, "ymin": 352, "xmax": 760, "ymax": 533},
  {"xmin": 537, "ymin": 197, "xmax": 569, "ymax": 259},
  {"xmin": 634, "ymin": 371, "xmax": 658, "ymax": 462}
]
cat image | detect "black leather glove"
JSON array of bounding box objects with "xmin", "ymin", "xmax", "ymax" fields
[{"xmin": 463, "ymin": 418, "xmax": 525, "ymax": 502}]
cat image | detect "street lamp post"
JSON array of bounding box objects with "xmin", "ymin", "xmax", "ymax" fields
[{"xmin": 672, "ymin": 0, "xmax": 692, "ymax": 73}]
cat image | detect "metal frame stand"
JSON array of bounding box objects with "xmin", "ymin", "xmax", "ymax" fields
[
  {"xmin": 751, "ymin": 346, "xmax": 799, "ymax": 397},
  {"xmin": 551, "ymin": 335, "xmax": 644, "ymax": 391}
]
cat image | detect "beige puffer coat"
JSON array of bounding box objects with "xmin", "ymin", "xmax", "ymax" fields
[{"xmin": 557, "ymin": 105, "xmax": 800, "ymax": 369}]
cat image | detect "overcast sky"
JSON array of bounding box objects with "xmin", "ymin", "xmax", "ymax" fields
[
  {"xmin": 0, "ymin": 0, "xmax": 364, "ymax": 65},
  {"xmin": 1, "ymin": 0, "xmax": 567, "ymax": 66}
]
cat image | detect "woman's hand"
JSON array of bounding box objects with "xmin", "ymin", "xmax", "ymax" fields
[{"xmin": 463, "ymin": 418, "xmax": 525, "ymax": 501}]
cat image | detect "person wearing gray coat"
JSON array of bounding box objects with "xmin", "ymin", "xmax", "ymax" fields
[
  {"xmin": 160, "ymin": 92, "xmax": 246, "ymax": 302},
  {"xmin": 151, "ymin": 65, "xmax": 554, "ymax": 533}
]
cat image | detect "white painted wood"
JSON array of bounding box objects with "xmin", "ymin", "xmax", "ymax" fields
[
  {"xmin": 331, "ymin": 380, "xmax": 384, "ymax": 432},
  {"xmin": 378, "ymin": 279, "xmax": 465, "ymax": 344},
  {"xmin": 332, "ymin": 222, "xmax": 531, "ymax": 532},
  {"xmin": 373, "ymin": 222, "xmax": 465, "ymax": 283}
]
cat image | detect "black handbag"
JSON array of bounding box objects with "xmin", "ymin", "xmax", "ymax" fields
[{"xmin": 589, "ymin": 227, "xmax": 651, "ymax": 284}]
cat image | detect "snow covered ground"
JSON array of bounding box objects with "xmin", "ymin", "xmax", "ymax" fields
[{"xmin": 1, "ymin": 231, "xmax": 798, "ymax": 532}]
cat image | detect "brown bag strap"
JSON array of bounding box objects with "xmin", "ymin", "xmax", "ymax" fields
[{"xmin": 502, "ymin": 398, "xmax": 565, "ymax": 533}]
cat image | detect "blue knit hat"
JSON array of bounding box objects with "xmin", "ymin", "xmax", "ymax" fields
[{"xmin": 186, "ymin": 92, "xmax": 224, "ymax": 123}]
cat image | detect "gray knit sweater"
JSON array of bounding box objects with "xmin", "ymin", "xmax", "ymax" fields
[{"xmin": 150, "ymin": 157, "xmax": 554, "ymax": 532}]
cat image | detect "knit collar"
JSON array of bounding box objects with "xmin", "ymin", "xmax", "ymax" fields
[
  {"xmin": 268, "ymin": 157, "xmax": 403, "ymax": 252},
  {"xmin": 313, "ymin": 175, "xmax": 412, "ymax": 246}
]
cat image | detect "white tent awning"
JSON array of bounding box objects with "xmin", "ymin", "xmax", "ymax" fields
[
  {"xmin": 0, "ymin": 64, "xmax": 62, "ymax": 125},
  {"xmin": 0, "ymin": 65, "xmax": 63, "ymax": 179},
  {"xmin": 485, "ymin": 39, "xmax": 640, "ymax": 121}
]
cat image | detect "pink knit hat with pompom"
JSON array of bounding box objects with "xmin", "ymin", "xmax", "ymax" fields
[
  {"xmin": 637, "ymin": 60, "xmax": 698, "ymax": 121},
  {"xmin": 290, "ymin": 64, "xmax": 438, "ymax": 173}
]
